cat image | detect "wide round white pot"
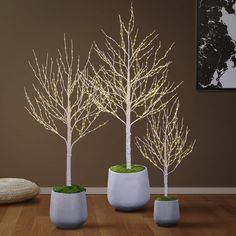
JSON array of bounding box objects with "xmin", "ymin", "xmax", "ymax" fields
[
  {"xmin": 154, "ymin": 199, "xmax": 180, "ymax": 227},
  {"xmin": 50, "ymin": 190, "xmax": 87, "ymax": 229},
  {"xmin": 107, "ymin": 165, "xmax": 150, "ymax": 211}
]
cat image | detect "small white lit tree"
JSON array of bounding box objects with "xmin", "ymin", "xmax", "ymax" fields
[
  {"xmin": 91, "ymin": 5, "xmax": 180, "ymax": 169},
  {"xmin": 136, "ymin": 99, "xmax": 195, "ymax": 196},
  {"xmin": 25, "ymin": 36, "xmax": 106, "ymax": 186}
]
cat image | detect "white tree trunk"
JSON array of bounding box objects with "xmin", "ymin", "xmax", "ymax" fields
[
  {"xmin": 163, "ymin": 127, "xmax": 168, "ymax": 196},
  {"xmin": 66, "ymin": 141, "xmax": 72, "ymax": 186},
  {"xmin": 66, "ymin": 109, "xmax": 72, "ymax": 186},
  {"xmin": 164, "ymin": 166, "xmax": 168, "ymax": 197},
  {"xmin": 66, "ymin": 92, "xmax": 72, "ymax": 186},
  {"xmin": 126, "ymin": 32, "xmax": 131, "ymax": 170},
  {"xmin": 126, "ymin": 108, "xmax": 131, "ymax": 169}
]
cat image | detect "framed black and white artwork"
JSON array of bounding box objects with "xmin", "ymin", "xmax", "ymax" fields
[{"xmin": 197, "ymin": 0, "xmax": 236, "ymax": 90}]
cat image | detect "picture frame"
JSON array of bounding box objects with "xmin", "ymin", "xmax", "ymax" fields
[{"xmin": 197, "ymin": 0, "xmax": 236, "ymax": 90}]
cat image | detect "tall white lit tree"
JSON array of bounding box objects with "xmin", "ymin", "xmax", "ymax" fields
[
  {"xmin": 91, "ymin": 5, "xmax": 180, "ymax": 169},
  {"xmin": 25, "ymin": 36, "xmax": 106, "ymax": 186},
  {"xmin": 136, "ymin": 99, "xmax": 196, "ymax": 196}
]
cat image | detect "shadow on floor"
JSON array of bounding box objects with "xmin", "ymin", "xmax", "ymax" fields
[
  {"xmin": 55, "ymin": 223, "xmax": 116, "ymax": 231},
  {"xmin": 114, "ymin": 204, "xmax": 153, "ymax": 214},
  {"xmin": 1, "ymin": 197, "xmax": 41, "ymax": 206},
  {"xmin": 178, "ymin": 221, "xmax": 220, "ymax": 229}
]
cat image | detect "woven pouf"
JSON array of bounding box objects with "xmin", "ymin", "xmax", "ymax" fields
[{"xmin": 0, "ymin": 178, "xmax": 39, "ymax": 204}]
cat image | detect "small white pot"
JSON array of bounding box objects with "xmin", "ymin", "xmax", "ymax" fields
[
  {"xmin": 154, "ymin": 199, "xmax": 180, "ymax": 227},
  {"xmin": 107, "ymin": 165, "xmax": 150, "ymax": 211},
  {"xmin": 50, "ymin": 190, "xmax": 87, "ymax": 228}
]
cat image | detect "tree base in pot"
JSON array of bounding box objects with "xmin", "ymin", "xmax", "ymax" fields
[
  {"xmin": 50, "ymin": 189, "xmax": 87, "ymax": 229},
  {"xmin": 154, "ymin": 198, "xmax": 180, "ymax": 227},
  {"xmin": 107, "ymin": 164, "xmax": 150, "ymax": 211}
]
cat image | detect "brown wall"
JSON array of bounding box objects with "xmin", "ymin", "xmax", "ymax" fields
[{"xmin": 0, "ymin": 0, "xmax": 235, "ymax": 187}]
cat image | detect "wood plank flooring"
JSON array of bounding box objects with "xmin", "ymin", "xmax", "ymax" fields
[{"xmin": 0, "ymin": 195, "xmax": 236, "ymax": 236}]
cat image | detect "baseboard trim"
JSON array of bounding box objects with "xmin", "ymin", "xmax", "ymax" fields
[{"xmin": 40, "ymin": 187, "xmax": 236, "ymax": 194}]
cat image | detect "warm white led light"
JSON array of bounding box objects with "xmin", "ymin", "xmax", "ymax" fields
[
  {"xmin": 91, "ymin": 5, "xmax": 181, "ymax": 169},
  {"xmin": 136, "ymin": 99, "xmax": 196, "ymax": 196},
  {"xmin": 25, "ymin": 35, "xmax": 106, "ymax": 186}
]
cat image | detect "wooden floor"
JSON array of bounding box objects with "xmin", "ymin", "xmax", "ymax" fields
[{"xmin": 0, "ymin": 195, "xmax": 236, "ymax": 236}]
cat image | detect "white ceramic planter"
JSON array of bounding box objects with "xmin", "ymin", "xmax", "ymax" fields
[
  {"xmin": 50, "ymin": 190, "xmax": 87, "ymax": 229},
  {"xmin": 154, "ymin": 199, "xmax": 180, "ymax": 227},
  {"xmin": 107, "ymin": 165, "xmax": 150, "ymax": 211}
]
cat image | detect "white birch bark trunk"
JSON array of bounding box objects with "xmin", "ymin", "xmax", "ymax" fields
[
  {"xmin": 126, "ymin": 32, "xmax": 131, "ymax": 169},
  {"xmin": 164, "ymin": 166, "xmax": 168, "ymax": 197},
  {"xmin": 126, "ymin": 109, "xmax": 131, "ymax": 169},
  {"xmin": 163, "ymin": 120, "xmax": 168, "ymax": 196},
  {"xmin": 66, "ymin": 86, "xmax": 72, "ymax": 186},
  {"xmin": 66, "ymin": 141, "xmax": 72, "ymax": 186}
]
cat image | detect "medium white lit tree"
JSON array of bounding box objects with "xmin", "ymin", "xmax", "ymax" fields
[
  {"xmin": 25, "ymin": 36, "xmax": 106, "ymax": 186},
  {"xmin": 91, "ymin": 5, "xmax": 180, "ymax": 169},
  {"xmin": 136, "ymin": 99, "xmax": 196, "ymax": 196}
]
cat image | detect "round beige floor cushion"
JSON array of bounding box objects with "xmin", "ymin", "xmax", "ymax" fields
[{"xmin": 0, "ymin": 178, "xmax": 39, "ymax": 204}]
